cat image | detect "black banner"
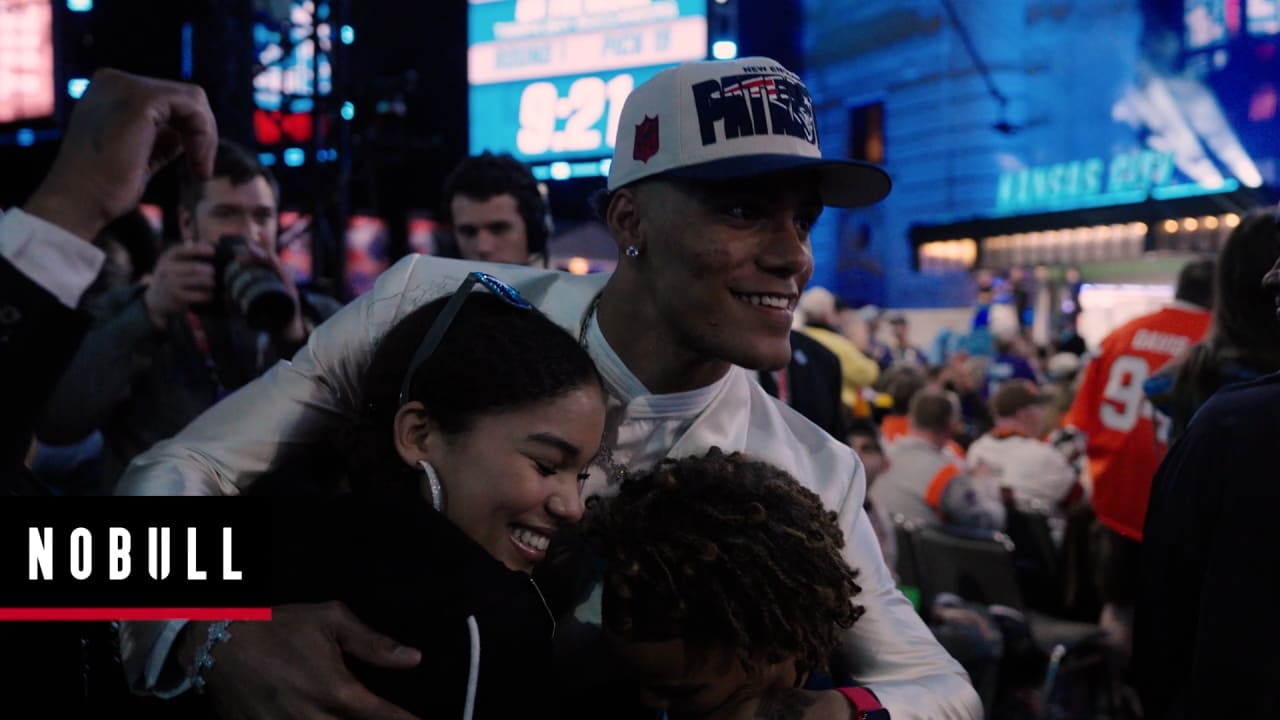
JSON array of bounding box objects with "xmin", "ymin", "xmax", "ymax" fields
[{"xmin": 0, "ymin": 498, "xmax": 270, "ymax": 618}]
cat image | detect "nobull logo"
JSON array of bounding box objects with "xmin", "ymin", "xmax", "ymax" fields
[{"xmin": 690, "ymin": 73, "xmax": 818, "ymax": 148}]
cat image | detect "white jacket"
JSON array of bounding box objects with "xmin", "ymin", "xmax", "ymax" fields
[{"xmin": 116, "ymin": 254, "xmax": 981, "ymax": 719}]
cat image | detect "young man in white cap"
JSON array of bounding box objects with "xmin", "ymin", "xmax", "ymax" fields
[{"xmin": 116, "ymin": 57, "xmax": 982, "ymax": 719}]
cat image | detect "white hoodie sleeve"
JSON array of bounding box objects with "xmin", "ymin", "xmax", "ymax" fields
[{"xmin": 835, "ymin": 465, "xmax": 984, "ymax": 719}]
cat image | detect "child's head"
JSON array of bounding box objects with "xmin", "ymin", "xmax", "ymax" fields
[{"xmin": 588, "ymin": 448, "xmax": 863, "ymax": 717}]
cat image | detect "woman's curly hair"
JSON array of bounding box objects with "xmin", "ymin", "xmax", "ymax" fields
[{"xmin": 586, "ymin": 447, "xmax": 864, "ymax": 676}]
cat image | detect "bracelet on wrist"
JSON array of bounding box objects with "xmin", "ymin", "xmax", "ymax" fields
[
  {"xmin": 187, "ymin": 620, "xmax": 234, "ymax": 693},
  {"xmin": 836, "ymin": 686, "xmax": 890, "ymax": 719}
]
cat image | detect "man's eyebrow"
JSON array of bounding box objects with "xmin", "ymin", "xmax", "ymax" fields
[{"xmin": 525, "ymin": 432, "xmax": 581, "ymax": 460}]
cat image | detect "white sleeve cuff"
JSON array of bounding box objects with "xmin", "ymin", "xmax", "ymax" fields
[
  {"xmin": 144, "ymin": 619, "xmax": 195, "ymax": 698},
  {"xmin": 0, "ymin": 207, "xmax": 105, "ymax": 308}
]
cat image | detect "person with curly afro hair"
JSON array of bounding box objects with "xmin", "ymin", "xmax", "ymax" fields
[{"xmin": 586, "ymin": 447, "xmax": 870, "ymax": 720}]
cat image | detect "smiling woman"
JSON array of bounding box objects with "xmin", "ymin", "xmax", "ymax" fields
[{"xmin": 257, "ymin": 274, "xmax": 607, "ymax": 719}]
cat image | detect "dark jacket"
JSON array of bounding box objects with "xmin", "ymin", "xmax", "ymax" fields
[
  {"xmin": 1135, "ymin": 372, "xmax": 1280, "ymax": 719},
  {"xmin": 1144, "ymin": 342, "xmax": 1275, "ymax": 444},
  {"xmin": 0, "ymin": 259, "xmax": 132, "ymax": 717},
  {"xmin": 37, "ymin": 285, "xmax": 341, "ymax": 487},
  {"xmin": 0, "ymin": 258, "xmax": 88, "ymax": 493},
  {"xmin": 758, "ymin": 330, "xmax": 847, "ymax": 439},
  {"xmin": 270, "ymin": 493, "xmax": 559, "ymax": 719}
]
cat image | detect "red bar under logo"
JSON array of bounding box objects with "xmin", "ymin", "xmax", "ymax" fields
[{"xmin": 0, "ymin": 607, "xmax": 273, "ymax": 621}]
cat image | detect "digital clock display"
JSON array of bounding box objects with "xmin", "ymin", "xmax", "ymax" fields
[{"xmin": 468, "ymin": 0, "xmax": 708, "ymax": 167}]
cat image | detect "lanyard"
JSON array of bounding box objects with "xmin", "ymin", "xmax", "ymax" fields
[{"xmin": 185, "ymin": 311, "xmax": 228, "ymax": 400}]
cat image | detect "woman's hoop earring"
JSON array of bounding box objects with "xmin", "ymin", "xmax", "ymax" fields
[
  {"xmin": 419, "ymin": 459, "xmax": 443, "ymax": 512},
  {"xmin": 625, "ymin": 245, "xmax": 640, "ymax": 258}
]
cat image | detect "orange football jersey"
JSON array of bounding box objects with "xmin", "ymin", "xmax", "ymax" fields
[{"xmin": 1064, "ymin": 305, "xmax": 1211, "ymax": 540}]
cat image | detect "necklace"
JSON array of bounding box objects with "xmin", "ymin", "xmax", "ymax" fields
[
  {"xmin": 595, "ymin": 433, "xmax": 631, "ymax": 486},
  {"xmin": 578, "ymin": 291, "xmax": 602, "ymax": 354},
  {"xmin": 579, "ymin": 292, "xmax": 629, "ymax": 486}
]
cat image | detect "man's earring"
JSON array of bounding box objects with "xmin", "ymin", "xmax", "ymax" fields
[
  {"xmin": 419, "ymin": 459, "xmax": 443, "ymax": 512},
  {"xmin": 625, "ymin": 245, "xmax": 640, "ymax": 258}
]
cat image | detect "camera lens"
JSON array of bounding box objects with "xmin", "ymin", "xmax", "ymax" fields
[
  {"xmin": 215, "ymin": 235, "xmax": 294, "ymax": 332},
  {"xmin": 226, "ymin": 264, "xmax": 294, "ymax": 331}
]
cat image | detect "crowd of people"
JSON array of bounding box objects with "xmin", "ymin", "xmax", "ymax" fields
[
  {"xmin": 3, "ymin": 53, "xmax": 1280, "ymax": 720},
  {"xmin": 765, "ymin": 206, "xmax": 1280, "ymax": 718}
]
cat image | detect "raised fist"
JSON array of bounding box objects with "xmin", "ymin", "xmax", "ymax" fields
[{"xmin": 25, "ymin": 68, "xmax": 218, "ymax": 242}]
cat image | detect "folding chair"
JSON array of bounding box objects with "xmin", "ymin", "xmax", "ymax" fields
[
  {"xmin": 911, "ymin": 524, "xmax": 1111, "ymax": 719},
  {"xmin": 912, "ymin": 524, "xmax": 1024, "ymax": 610},
  {"xmin": 1003, "ymin": 505, "xmax": 1065, "ymax": 614}
]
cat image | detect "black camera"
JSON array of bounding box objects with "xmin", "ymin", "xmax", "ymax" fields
[{"xmin": 212, "ymin": 235, "xmax": 295, "ymax": 332}]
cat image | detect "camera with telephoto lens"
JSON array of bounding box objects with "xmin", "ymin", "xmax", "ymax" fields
[{"xmin": 212, "ymin": 234, "xmax": 295, "ymax": 332}]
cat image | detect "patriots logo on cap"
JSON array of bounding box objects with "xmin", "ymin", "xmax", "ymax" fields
[
  {"xmin": 632, "ymin": 115, "xmax": 660, "ymax": 163},
  {"xmin": 691, "ymin": 72, "xmax": 817, "ymax": 146}
]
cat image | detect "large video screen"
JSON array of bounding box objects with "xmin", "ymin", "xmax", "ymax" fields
[
  {"xmin": 1184, "ymin": 0, "xmax": 1280, "ymax": 47},
  {"xmin": 1248, "ymin": 0, "xmax": 1280, "ymax": 35},
  {"xmin": 1179, "ymin": 0, "xmax": 1279, "ymax": 193},
  {"xmin": 252, "ymin": 0, "xmax": 333, "ymax": 146},
  {"xmin": 467, "ymin": 0, "xmax": 707, "ymax": 168},
  {"xmin": 993, "ymin": 0, "xmax": 1278, "ymax": 216},
  {"xmin": 1184, "ymin": 0, "xmax": 1236, "ymax": 50},
  {"xmin": 0, "ymin": 0, "xmax": 55, "ymax": 125}
]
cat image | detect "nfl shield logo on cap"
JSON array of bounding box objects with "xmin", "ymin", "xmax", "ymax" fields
[
  {"xmin": 633, "ymin": 115, "xmax": 660, "ymax": 164},
  {"xmin": 607, "ymin": 56, "xmax": 891, "ymax": 208}
]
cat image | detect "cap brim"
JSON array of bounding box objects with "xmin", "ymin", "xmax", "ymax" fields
[{"xmin": 662, "ymin": 154, "xmax": 891, "ymax": 208}]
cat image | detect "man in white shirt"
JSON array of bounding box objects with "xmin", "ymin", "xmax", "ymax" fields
[
  {"xmin": 966, "ymin": 379, "xmax": 1081, "ymax": 528},
  {"xmin": 116, "ymin": 57, "xmax": 981, "ymax": 719}
]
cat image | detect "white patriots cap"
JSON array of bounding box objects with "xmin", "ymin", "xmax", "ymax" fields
[{"xmin": 607, "ymin": 56, "xmax": 891, "ymax": 208}]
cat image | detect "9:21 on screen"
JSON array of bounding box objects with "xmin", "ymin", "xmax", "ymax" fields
[{"xmin": 516, "ymin": 73, "xmax": 635, "ymax": 156}]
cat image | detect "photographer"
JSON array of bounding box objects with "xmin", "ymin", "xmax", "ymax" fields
[{"xmin": 36, "ymin": 139, "xmax": 340, "ymax": 491}]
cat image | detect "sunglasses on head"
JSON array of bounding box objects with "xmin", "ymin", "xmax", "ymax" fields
[{"xmin": 398, "ymin": 271, "xmax": 534, "ymax": 407}]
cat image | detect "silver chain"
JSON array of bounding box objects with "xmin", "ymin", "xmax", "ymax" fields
[
  {"xmin": 577, "ymin": 291, "xmax": 602, "ymax": 354},
  {"xmin": 595, "ymin": 441, "xmax": 630, "ymax": 486}
]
